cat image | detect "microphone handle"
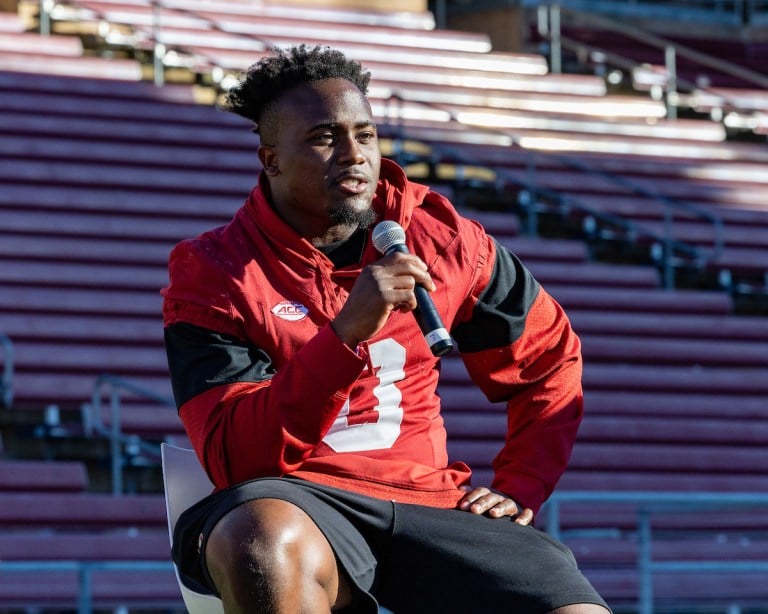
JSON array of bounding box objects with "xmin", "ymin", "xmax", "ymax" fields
[
  {"xmin": 386, "ymin": 244, "xmax": 453, "ymax": 357},
  {"xmin": 413, "ymin": 286, "xmax": 454, "ymax": 357}
]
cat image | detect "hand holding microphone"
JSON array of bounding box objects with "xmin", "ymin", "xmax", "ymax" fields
[
  {"xmin": 331, "ymin": 221, "xmax": 453, "ymax": 357},
  {"xmin": 371, "ymin": 221, "xmax": 454, "ymax": 357}
]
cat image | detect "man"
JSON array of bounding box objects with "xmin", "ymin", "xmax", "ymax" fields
[{"xmin": 162, "ymin": 44, "xmax": 609, "ymax": 613}]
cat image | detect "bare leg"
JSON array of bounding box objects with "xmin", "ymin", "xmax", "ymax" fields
[{"xmin": 205, "ymin": 498, "xmax": 353, "ymax": 614}]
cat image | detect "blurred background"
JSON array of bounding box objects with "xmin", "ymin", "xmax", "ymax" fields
[{"xmin": 1, "ymin": 0, "xmax": 767, "ymax": 612}]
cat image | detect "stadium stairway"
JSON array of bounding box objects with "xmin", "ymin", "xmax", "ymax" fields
[
  {"xmin": 0, "ymin": 455, "xmax": 178, "ymax": 610},
  {"xmin": 2, "ymin": 2, "xmax": 768, "ymax": 611}
]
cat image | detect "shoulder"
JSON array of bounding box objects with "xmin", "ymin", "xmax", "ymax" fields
[
  {"xmin": 168, "ymin": 211, "xmax": 251, "ymax": 278},
  {"xmin": 163, "ymin": 213, "xmax": 252, "ymax": 333},
  {"xmin": 170, "ymin": 222, "xmax": 228, "ymax": 262},
  {"xmin": 410, "ymin": 191, "xmax": 491, "ymax": 264}
]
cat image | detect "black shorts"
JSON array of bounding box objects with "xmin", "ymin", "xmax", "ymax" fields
[{"xmin": 173, "ymin": 477, "xmax": 609, "ymax": 613}]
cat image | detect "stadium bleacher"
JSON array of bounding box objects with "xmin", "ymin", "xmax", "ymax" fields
[
  {"xmin": 1, "ymin": 0, "xmax": 768, "ymax": 611},
  {"xmin": 0, "ymin": 454, "xmax": 176, "ymax": 609},
  {"xmin": 0, "ymin": 9, "xmax": 142, "ymax": 78}
]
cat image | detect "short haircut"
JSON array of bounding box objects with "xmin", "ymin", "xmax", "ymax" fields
[{"xmin": 226, "ymin": 45, "xmax": 372, "ymax": 144}]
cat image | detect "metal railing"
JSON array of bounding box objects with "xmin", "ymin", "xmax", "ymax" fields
[
  {"xmin": 544, "ymin": 491, "xmax": 768, "ymax": 614},
  {"xmin": 82, "ymin": 374, "xmax": 174, "ymax": 495},
  {"xmin": 0, "ymin": 332, "xmax": 13, "ymax": 409},
  {"xmin": 0, "ymin": 560, "xmax": 177, "ymax": 614},
  {"xmin": 36, "ymin": 0, "xmax": 275, "ymax": 88},
  {"xmin": 26, "ymin": 0, "xmax": 746, "ymax": 291},
  {"xmin": 753, "ymin": 0, "xmax": 768, "ymax": 23},
  {"xmin": 433, "ymin": 0, "xmax": 768, "ymax": 28},
  {"xmin": 537, "ymin": 4, "xmax": 768, "ymax": 119},
  {"xmin": 383, "ymin": 93, "xmax": 723, "ymax": 289},
  {"xmin": 530, "ymin": 0, "xmax": 752, "ymax": 25},
  {"xmin": 521, "ymin": 144, "xmax": 723, "ymax": 289},
  {"xmin": 528, "ymin": 0, "xmax": 768, "ymax": 26}
]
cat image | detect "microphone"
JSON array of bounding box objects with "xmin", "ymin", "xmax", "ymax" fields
[{"xmin": 372, "ymin": 221, "xmax": 454, "ymax": 357}]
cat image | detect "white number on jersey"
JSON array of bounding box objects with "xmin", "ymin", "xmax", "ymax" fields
[{"xmin": 322, "ymin": 338, "xmax": 405, "ymax": 452}]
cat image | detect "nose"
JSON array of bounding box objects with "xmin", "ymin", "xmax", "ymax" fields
[{"xmin": 337, "ymin": 133, "xmax": 366, "ymax": 165}]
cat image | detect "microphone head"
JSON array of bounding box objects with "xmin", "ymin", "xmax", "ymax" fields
[{"xmin": 372, "ymin": 221, "xmax": 406, "ymax": 254}]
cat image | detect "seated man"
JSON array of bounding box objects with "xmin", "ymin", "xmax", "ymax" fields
[{"xmin": 162, "ymin": 44, "xmax": 610, "ymax": 614}]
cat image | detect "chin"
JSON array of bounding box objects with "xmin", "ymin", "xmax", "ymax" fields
[{"xmin": 329, "ymin": 200, "xmax": 377, "ymax": 228}]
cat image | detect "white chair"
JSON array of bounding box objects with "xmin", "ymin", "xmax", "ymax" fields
[
  {"xmin": 161, "ymin": 442, "xmax": 225, "ymax": 614},
  {"xmin": 161, "ymin": 442, "xmax": 395, "ymax": 614}
]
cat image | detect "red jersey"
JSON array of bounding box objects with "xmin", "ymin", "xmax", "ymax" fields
[{"xmin": 162, "ymin": 159, "xmax": 582, "ymax": 513}]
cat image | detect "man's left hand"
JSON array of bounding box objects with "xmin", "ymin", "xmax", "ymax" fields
[{"xmin": 457, "ymin": 486, "xmax": 534, "ymax": 525}]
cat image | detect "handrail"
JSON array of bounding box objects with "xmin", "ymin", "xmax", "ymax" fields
[
  {"xmin": 84, "ymin": 374, "xmax": 174, "ymax": 495},
  {"xmin": 553, "ymin": 4, "xmax": 768, "ymax": 90},
  {"xmin": 0, "ymin": 560, "xmax": 175, "ymax": 614},
  {"xmin": 147, "ymin": 0, "xmax": 276, "ymax": 88},
  {"xmin": 40, "ymin": 0, "xmax": 280, "ymax": 87},
  {"xmin": 528, "ymin": 0, "xmax": 758, "ymax": 25},
  {"xmin": 384, "ymin": 93, "xmax": 723, "ymax": 288},
  {"xmin": 35, "ymin": 0, "xmax": 724, "ymax": 285},
  {"xmin": 0, "ymin": 332, "xmax": 13, "ymax": 409},
  {"xmin": 544, "ymin": 491, "xmax": 768, "ymax": 614},
  {"xmin": 38, "ymin": 0, "xmax": 53, "ymax": 36},
  {"xmin": 539, "ymin": 4, "xmax": 768, "ymax": 121},
  {"xmin": 531, "ymin": 145, "xmax": 724, "ymax": 288}
]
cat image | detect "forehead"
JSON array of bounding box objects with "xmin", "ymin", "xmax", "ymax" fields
[{"xmin": 276, "ymin": 78, "xmax": 373, "ymax": 128}]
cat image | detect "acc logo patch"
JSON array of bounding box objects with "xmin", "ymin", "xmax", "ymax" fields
[{"xmin": 271, "ymin": 301, "xmax": 309, "ymax": 321}]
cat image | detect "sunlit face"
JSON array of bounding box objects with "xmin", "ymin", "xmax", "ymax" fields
[{"xmin": 258, "ymin": 78, "xmax": 381, "ymax": 242}]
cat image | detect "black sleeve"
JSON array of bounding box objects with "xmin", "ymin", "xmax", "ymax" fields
[
  {"xmin": 164, "ymin": 322, "xmax": 275, "ymax": 410},
  {"xmin": 451, "ymin": 238, "xmax": 540, "ymax": 353}
]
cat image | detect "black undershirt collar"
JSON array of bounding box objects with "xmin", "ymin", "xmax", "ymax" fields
[{"xmin": 316, "ymin": 225, "xmax": 368, "ymax": 268}]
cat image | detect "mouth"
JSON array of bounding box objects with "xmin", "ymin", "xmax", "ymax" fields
[{"xmin": 335, "ymin": 173, "xmax": 371, "ymax": 195}]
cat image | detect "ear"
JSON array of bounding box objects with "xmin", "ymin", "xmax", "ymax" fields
[{"xmin": 258, "ymin": 145, "xmax": 279, "ymax": 176}]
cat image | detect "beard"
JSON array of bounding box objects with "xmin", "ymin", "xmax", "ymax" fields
[{"xmin": 329, "ymin": 202, "xmax": 378, "ymax": 229}]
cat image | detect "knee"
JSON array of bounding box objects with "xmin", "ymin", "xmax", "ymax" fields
[
  {"xmin": 205, "ymin": 498, "xmax": 344, "ymax": 611},
  {"xmin": 205, "ymin": 500, "xmax": 282, "ymax": 600}
]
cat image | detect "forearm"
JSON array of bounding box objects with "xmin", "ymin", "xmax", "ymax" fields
[
  {"xmin": 490, "ymin": 350, "xmax": 583, "ymax": 513},
  {"xmin": 170, "ymin": 323, "xmax": 368, "ymax": 488},
  {"xmin": 491, "ymin": 296, "xmax": 583, "ymax": 512},
  {"xmin": 460, "ymin": 287, "xmax": 583, "ymax": 514}
]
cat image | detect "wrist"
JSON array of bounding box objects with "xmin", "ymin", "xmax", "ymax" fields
[{"xmin": 330, "ymin": 320, "xmax": 360, "ymax": 350}]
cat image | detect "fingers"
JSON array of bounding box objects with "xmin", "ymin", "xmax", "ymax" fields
[
  {"xmin": 458, "ymin": 487, "xmax": 514, "ymax": 517},
  {"xmin": 365, "ymin": 253, "xmax": 434, "ymax": 316},
  {"xmin": 372, "ymin": 252, "xmax": 434, "ymax": 295},
  {"xmin": 457, "ymin": 486, "xmax": 533, "ymax": 525},
  {"xmin": 332, "ymin": 252, "xmax": 434, "ymax": 347},
  {"xmin": 513, "ymin": 507, "xmax": 535, "ymax": 525}
]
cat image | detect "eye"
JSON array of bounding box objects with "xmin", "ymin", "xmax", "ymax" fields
[
  {"xmin": 357, "ymin": 130, "xmax": 376, "ymax": 144},
  {"xmin": 311, "ymin": 132, "xmax": 335, "ymax": 145}
]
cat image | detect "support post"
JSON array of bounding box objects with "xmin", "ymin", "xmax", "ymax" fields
[
  {"xmin": 665, "ymin": 45, "xmax": 677, "ymax": 121},
  {"xmin": 638, "ymin": 508, "xmax": 653, "ymax": 614}
]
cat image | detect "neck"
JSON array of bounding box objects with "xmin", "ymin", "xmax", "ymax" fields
[{"xmin": 309, "ymin": 223, "xmax": 359, "ymax": 248}]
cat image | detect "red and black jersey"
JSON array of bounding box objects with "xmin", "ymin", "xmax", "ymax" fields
[{"xmin": 162, "ymin": 159, "xmax": 582, "ymax": 513}]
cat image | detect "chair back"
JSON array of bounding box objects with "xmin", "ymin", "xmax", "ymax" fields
[
  {"xmin": 161, "ymin": 443, "xmax": 394, "ymax": 613},
  {"xmin": 160, "ymin": 442, "xmax": 225, "ymax": 614}
]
